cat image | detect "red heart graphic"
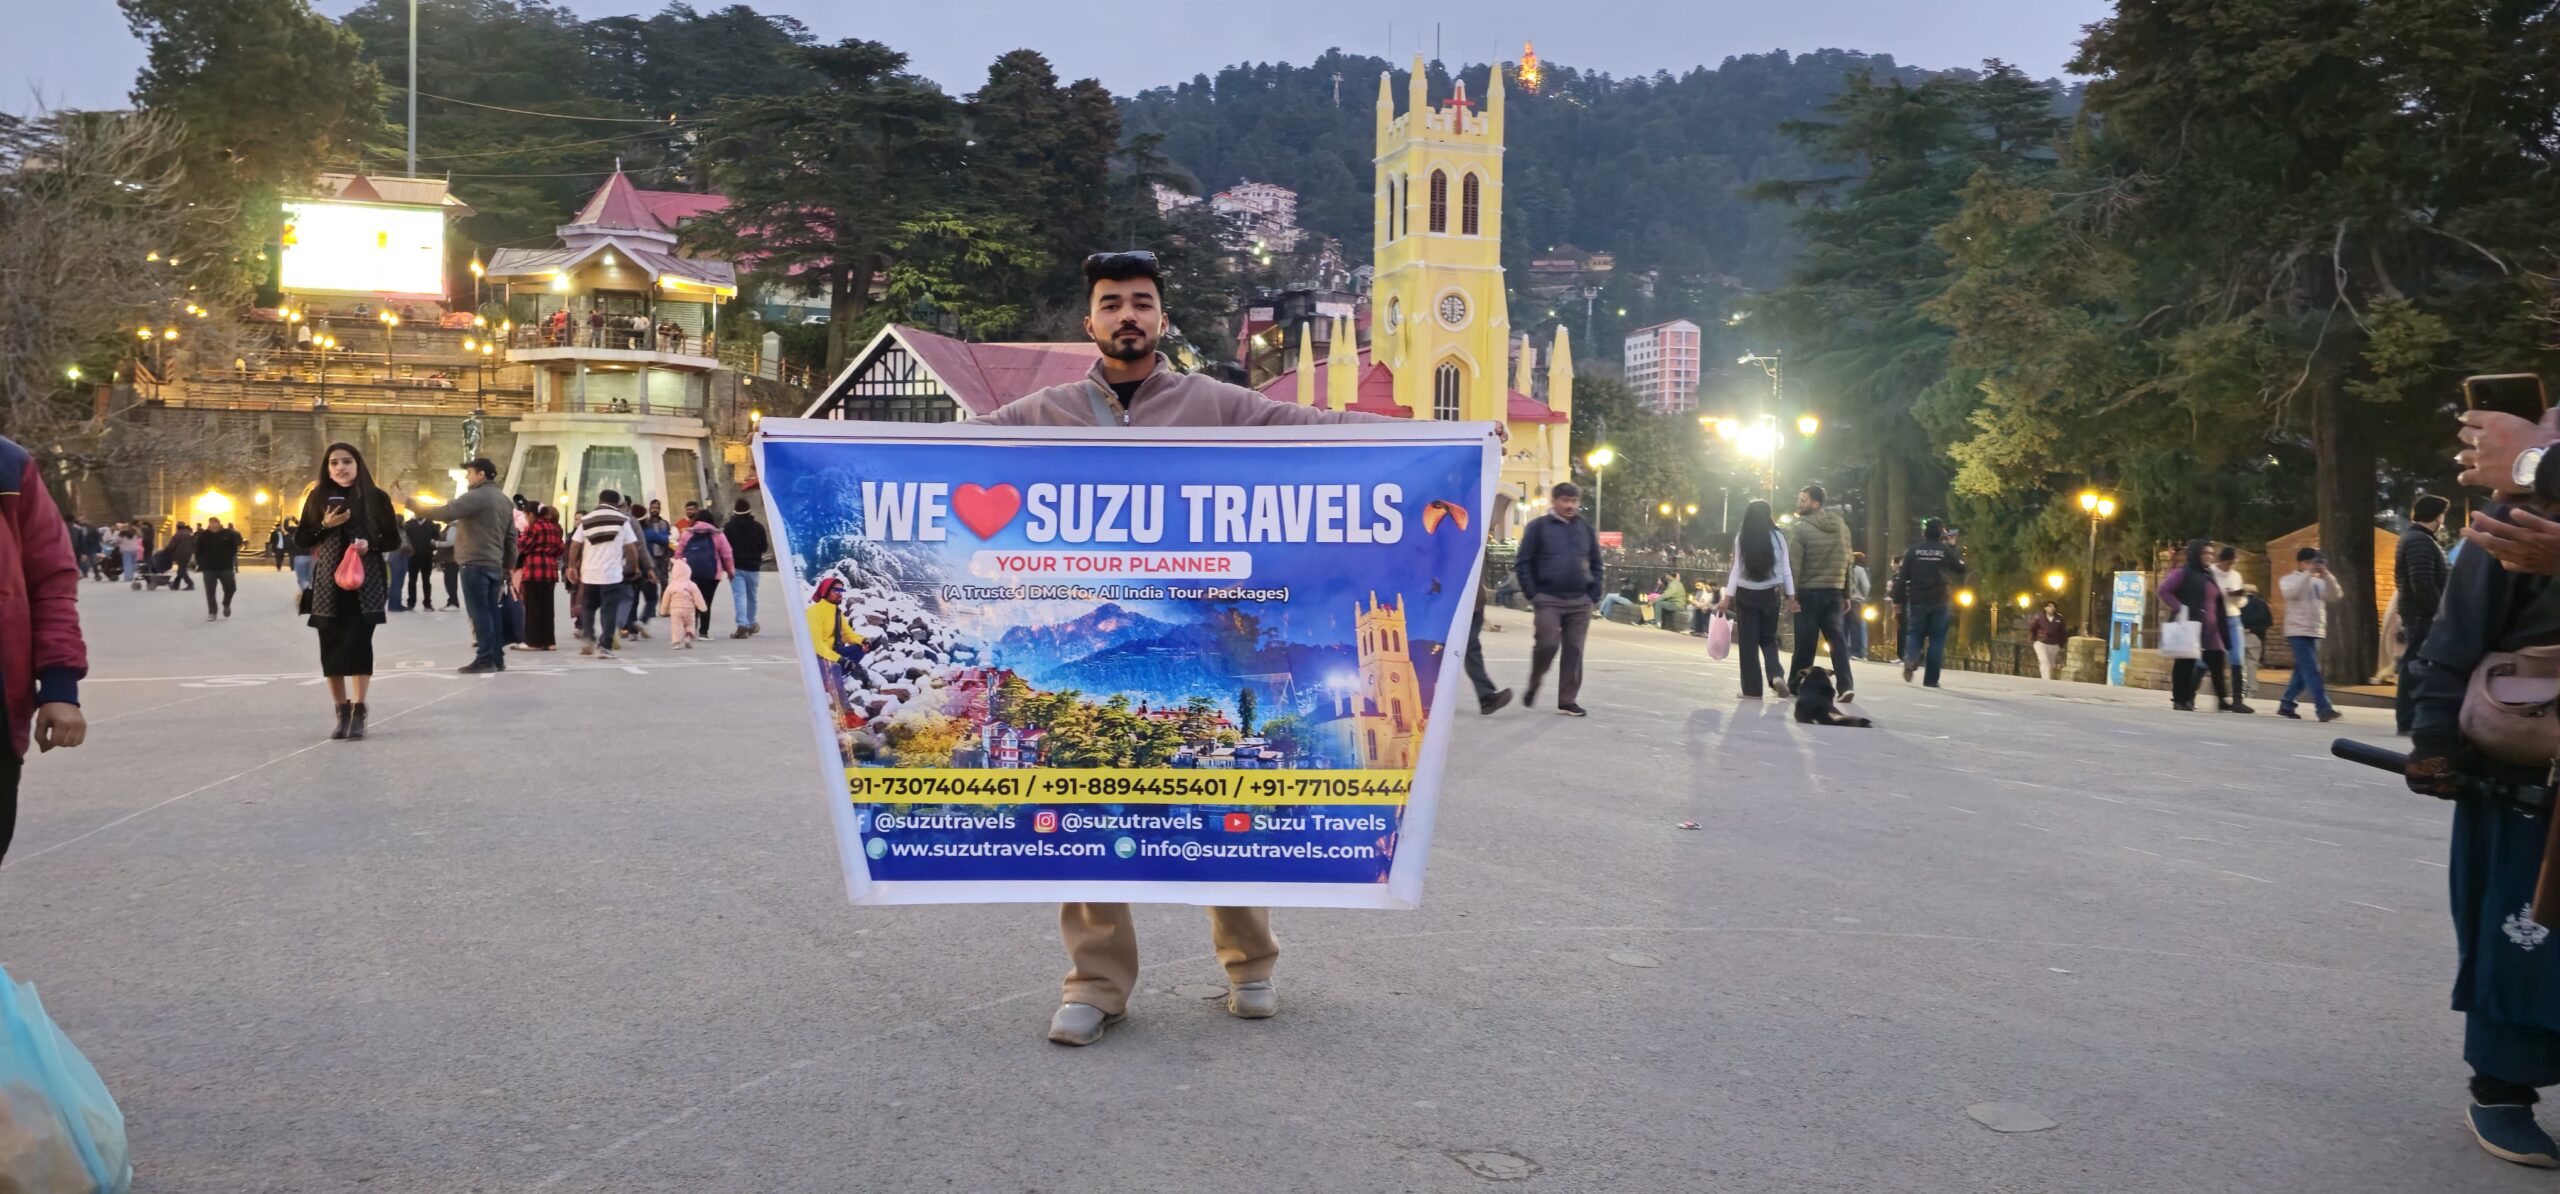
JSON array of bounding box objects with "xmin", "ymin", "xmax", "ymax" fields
[{"xmin": 950, "ymin": 483, "xmax": 1021, "ymax": 540}]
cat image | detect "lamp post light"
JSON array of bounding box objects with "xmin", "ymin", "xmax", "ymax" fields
[
  {"xmin": 2077, "ymin": 490, "xmax": 2118, "ymax": 632},
  {"xmin": 1585, "ymin": 446, "xmax": 1615, "ymax": 531},
  {"xmin": 378, "ymin": 310, "xmax": 400, "ymax": 375}
]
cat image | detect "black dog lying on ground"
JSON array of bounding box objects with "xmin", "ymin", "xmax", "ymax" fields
[{"xmin": 1793, "ymin": 667, "xmax": 1873, "ymax": 728}]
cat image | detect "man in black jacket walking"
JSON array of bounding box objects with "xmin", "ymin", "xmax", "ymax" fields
[
  {"xmin": 721, "ymin": 498, "xmax": 770, "ymax": 638},
  {"xmin": 2395, "ymin": 494, "xmax": 2451, "ymax": 734},
  {"xmin": 404, "ymin": 514, "xmax": 442, "ymax": 611},
  {"xmin": 192, "ymin": 517, "xmax": 243, "ymax": 620},
  {"xmin": 1513, "ymin": 482, "xmax": 1603, "ymax": 717}
]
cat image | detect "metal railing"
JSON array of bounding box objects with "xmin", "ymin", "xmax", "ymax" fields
[
  {"xmin": 167, "ymin": 378, "xmax": 534, "ymax": 416},
  {"xmin": 509, "ymin": 324, "xmax": 714, "ymax": 358}
]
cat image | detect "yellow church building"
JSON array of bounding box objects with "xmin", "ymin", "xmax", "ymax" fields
[{"xmin": 1257, "ymin": 56, "xmax": 1575, "ymax": 532}]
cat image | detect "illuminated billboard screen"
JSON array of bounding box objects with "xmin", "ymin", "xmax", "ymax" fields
[{"xmin": 278, "ymin": 200, "xmax": 447, "ymax": 298}]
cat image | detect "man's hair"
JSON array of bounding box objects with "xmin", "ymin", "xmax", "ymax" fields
[
  {"xmin": 733, "ymin": 497, "xmax": 752, "ymax": 514},
  {"xmin": 1084, "ymin": 251, "xmax": 1163, "ymax": 303},
  {"xmin": 597, "ymin": 488, "xmax": 621, "ymax": 506},
  {"xmin": 465, "ymin": 457, "xmax": 496, "ymax": 478},
  {"xmin": 2217, "ymin": 545, "xmax": 2237, "ymax": 564},
  {"xmin": 1800, "ymin": 483, "xmax": 1825, "ymax": 505},
  {"xmin": 1551, "ymin": 481, "xmax": 1581, "ymax": 500},
  {"xmin": 2297, "ymin": 546, "xmax": 2322, "ymax": 562},
  {"xmin": 1922, "ymin": 518, "xmax": 1945, "ymax": 540},
  {"xmin": 2412, "ymin": 494, "xmax": 2450, "ymax": 524},
  {"xmin": 1852, "ymin": 551, "xmax": 1865, "ymax": 563}
]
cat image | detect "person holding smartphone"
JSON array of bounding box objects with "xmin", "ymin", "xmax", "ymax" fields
[
  {"xmin": 293, "ymin": 443, "xmax": 398, "ymax": 741},
  {"xmin": 2410, "ymin": 381, "xmax": 2560, "ymax": 1168}
]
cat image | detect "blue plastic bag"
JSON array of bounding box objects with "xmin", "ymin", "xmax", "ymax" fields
[{"xmin": 0, "ymin": 967, "xmax": 131, "ymax": 1192}]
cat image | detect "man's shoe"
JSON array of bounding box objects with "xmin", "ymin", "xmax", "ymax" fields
[
  {"xmin": 1838, "ymin": 690, "xmax": 1855, "ymax": 704},
  {"xmin": 206, "ymin": 613, "xmax": 216, "ymax": 622},
  {"xmin": 2317, "ymin": 709, "xmax": 2344, "ymax": 723},
  {"xmin": 1902, "ymin": 662, "xmax": 1918, "ymax": 683},
  {"xmin": 597, "ymin": 648, "xmax": 618, "ymax": 660},
  {"xmin": 1047, "ymin": 1002, "xmax": 1125, "ymax": 1045},
  {"xmin": 1226, "ymin": 981, "xmax": 1278, "ymax": 1019},
  {"xmin": 1522, "ymin": 682, "xmax": 1538, "ymax": 708},
  {"xmin": 1557, "ymin": 703, "xmax": 1589, "ymax": 717},
  {"xmin": 2276, "ymin": 706, "xmax": 2301, "ymax": 719},
  {"xmin": 579, "ymin": 643, "xmax": 596, "ymax": 656},
  {"xmin": 2469, "ymin": 1103, "xmax": 2560, "ymax": 1168},
  {"xmin": 730, "ymin": 627, "xmax": 750, "ymax": 639},
  {"xmin": 1480, "ymin": 688, "xmax": 1513, "ymax": 715},
  {"xmin": 2228, "ymin": 702, "xmax": 2255, "ymax": 714},
  {"xmin": 458, "ymin": 661, "xmax": 496, "ymax": 675}
]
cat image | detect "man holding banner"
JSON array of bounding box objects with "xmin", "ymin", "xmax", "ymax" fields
[
  {"xmin": 754, "ymin": 250, "xmax": 1501, "ymax": 1050},
  {"xmin": 976, "ymin": 252, "xmax": 1411, "ymax": 1046}
]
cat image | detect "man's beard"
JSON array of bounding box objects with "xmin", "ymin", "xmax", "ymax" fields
[{"xmin": 1097, "ymin": 325, "xmax": 1156, "ymax": 363}]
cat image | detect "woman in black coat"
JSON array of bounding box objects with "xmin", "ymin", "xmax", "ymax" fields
[{"xmin": 293, "ymin": 442, "xmax": 398, "ymax": 740}]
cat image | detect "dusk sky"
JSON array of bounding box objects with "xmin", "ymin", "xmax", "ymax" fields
[{"xmin": 8, "ymin": 1, "xmax": 2110, "ymax": 118}]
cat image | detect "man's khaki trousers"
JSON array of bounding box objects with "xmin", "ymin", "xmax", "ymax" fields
[{"xmin": 1059, "ymin": 902, "xmax": 1279, "ymax": 1015}]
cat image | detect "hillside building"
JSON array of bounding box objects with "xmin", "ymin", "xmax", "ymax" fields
[{"xmin": 1624, "ymin": 319, "xmax": 1701, "ymax": 413}]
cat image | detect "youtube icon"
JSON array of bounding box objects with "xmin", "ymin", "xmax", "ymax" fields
[{"xmin": 1223, "ymin": 812, "xmax": 1253, "ymax": 833}]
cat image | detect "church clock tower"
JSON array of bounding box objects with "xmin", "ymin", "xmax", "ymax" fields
[{"xmin": 1372, "ymin": 57, "xmax": 1510, "ymax": 426}]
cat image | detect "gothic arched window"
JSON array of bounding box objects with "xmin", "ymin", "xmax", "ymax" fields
[
  {"xmin": 1461, "ymin": 173, "xmax": 1481, "ymax": 235},
  {"xmin": 1428, "ymin": 170, "xmax": 1448, "ymax": 233},
  {"xmin": 1434, "ymin": 360, "xmax": 1462, "ymax": 421}
]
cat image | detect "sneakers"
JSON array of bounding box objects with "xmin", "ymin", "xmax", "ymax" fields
[
  {"xmin": 597, "ymin": 648, "xmax": 619, "ymax": 660},
  {"xmin": 457, "ymin": 661, "xmax": 498, "ymax": 675},
  {"xmin": 730, "ymin": 627, "xmax": 751, "ymax": 639},
  {"xmin": 1480, "ymin": 688, "xmax": 1514, "ymax": 715},
  {"xmin": 2228, "ymin": 702, "xmax": 2255, "ymax": 714},
  {"xmin": 1227, "ymin": 980, "xmax": 1278, "ymax": 1019},
  {"xmin": 1839, "ymin": 690, "xmax": 1855, "ymax": 704},
  {"xmin": 1047, "ymin": 1002, "xmax": 1125, "ymax": 1046},
  {"xmin": 1557, "ymin": 703, "xmax": 1589, "ymax": 717},
  {"xmin": 2317, "ymin": 709, "xmax": 2343, "ymax": 723},
  {"xmin": 2276, "ymin": 706, "xmax": 2301, "ymax": 719},
  {"xmin": 2469, "ymin": 1103, "xmax": 2560, "ymax": 1168},
  {"xmin": 1903, "ymin": 661, "xmax": 1918, "ymax": 683}
]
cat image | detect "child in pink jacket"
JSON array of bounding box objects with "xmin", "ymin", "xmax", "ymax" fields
[{"xmin": 659, "ymin": 560, "xmax": 706, "ymax": 648}]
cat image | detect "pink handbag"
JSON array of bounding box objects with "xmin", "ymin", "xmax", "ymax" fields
[
  {"xmin": 333, "ymin": 539, "xmax": 368, "ymax": 590},
  {"xmin": 1706, "ymin": 612, "xmax": 1733, "ymax": 660}
]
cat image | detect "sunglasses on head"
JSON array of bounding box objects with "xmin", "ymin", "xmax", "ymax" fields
[{"xmin": 1083, "ymin": 250, "xmax": 1159, "ymax": 273}]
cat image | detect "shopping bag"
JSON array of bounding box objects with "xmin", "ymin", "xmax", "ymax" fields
[
  {"xmin": 1706, "ymin": 612, "xmax": 1734, "ymax": 661},
  {"xmin": 0, "ymin": 967, "xmax": 132, "ymax": 1192},
  {"xmin": 2158, "ymin": 612, "xmax": 2204, "ymax": 660},
  {"xmin": 332, "ymin": 540, "xmax": 367, "ymax": 591}
]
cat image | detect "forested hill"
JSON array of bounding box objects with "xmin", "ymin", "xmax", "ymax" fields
[{"xmin": 1118, "ymin": 49, "xmax": 2056, "ymax": 293}]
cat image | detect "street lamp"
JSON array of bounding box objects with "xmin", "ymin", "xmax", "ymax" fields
[
  {"xmin": 1796, "ymin": 413, "xmax": 1820, "ymax": 437},
  {"xmin": 378, "ymin": 309, "xmax": 400, "ymax": 374},
  {"xmin": 2077, "ymin": 490, "xmax": 2119, "ymax": 633},
  {"xmin": 1585, "ymin": 446, "xmax": 1616, "ymax": 530}
]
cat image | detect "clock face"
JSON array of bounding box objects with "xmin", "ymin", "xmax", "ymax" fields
[
  {"xmin": 1437, "ymin": 292, "xmax": 1469, "ymax": 327},
  {"xmin": 1384, "ymin": 298, "xmax": 1401, "ymax": 332}
]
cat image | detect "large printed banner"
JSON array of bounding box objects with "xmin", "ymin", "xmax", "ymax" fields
[{"xmin": 753, "ymin": 418, "xmax": 1495, "ymax": 908}]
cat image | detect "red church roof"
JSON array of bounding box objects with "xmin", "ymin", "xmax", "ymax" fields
[{"xmin": 1256, "ymin": 351, "xmax": 1565, "ymax": 423}]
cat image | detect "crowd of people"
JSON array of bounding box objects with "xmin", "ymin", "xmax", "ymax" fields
[{"xmin": 270, "ymin": 450, "xmax": 775, "ymax": 731}]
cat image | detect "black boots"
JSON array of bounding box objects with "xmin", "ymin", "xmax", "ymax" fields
[
  {"xmin": 330, "ymin": 701, "xmax": 369, "ymax": 740},
  {"xmin": 331, "ymin": 701, "xmax": 352, "ymax": 740},
  {"xmin": 347, "ymin": 702, "xmax": 368, "ymax": 741}
]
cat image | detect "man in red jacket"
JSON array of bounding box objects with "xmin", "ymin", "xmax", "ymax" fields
[{"xmin": 0, "ymin": 438, "xmax": 87, "ymax": 862}]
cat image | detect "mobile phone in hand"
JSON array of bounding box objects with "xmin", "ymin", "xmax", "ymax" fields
[{"xmin": 2465, "ymin": 373, "xmax": 2548, "ymax": 421}]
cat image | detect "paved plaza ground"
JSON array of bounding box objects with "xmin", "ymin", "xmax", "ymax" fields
[{"xmin": 0, "ymin": 568, "xmax": 2538, "ymax": 1192}]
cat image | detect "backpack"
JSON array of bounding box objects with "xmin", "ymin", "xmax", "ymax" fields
[{"xmin": 683, "ymin": 529, "xmax": 720, "ymax": 581}]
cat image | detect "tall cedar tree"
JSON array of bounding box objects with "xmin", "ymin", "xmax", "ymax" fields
[{"xmin": 698, "ymin": 39, "xmax": 968, "ymax": 374}]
